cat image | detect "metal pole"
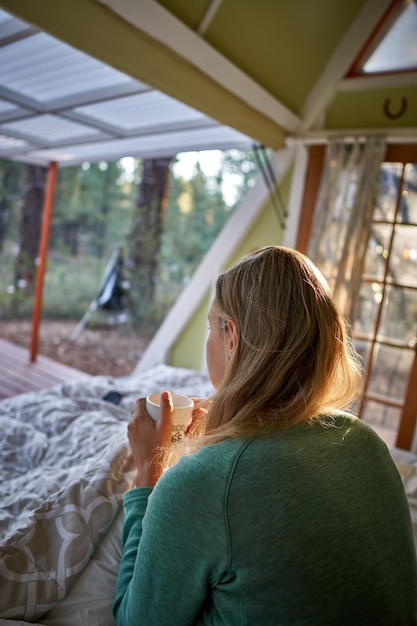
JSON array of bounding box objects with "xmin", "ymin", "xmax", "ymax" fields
[{"xmin": 30, "ymin": 161, "xmax": 58, "ymax": 362}]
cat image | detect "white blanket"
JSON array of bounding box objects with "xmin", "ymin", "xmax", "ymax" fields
[{"xmin": 0, "ymin": 365, "xmax": 214, "ymax": 624}]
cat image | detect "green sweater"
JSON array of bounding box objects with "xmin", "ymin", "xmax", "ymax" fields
[{"xmin": 114, "ymin": 413, "xmax": 417, "ymax": 625}]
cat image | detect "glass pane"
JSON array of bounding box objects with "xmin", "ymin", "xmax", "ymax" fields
[
  {"xmin": 378, "ymin": 285, "xmax": 417, "ymax": 343},
  {"xmin": 352, "ymin": 281, "xmax": 382, "ymax": 335},
  {"xmin": 401, "ymin": 163, "xmax": 417, "ymax": 224},
  {"xmin": 363, "ymin": 2, "xmax": 417, "ymax": 74},
  {"xmin": 363, "ymin": 223, "xmax": 392, "ymax": 280},
  {"xmin": 375, "ymin": 163, "xmax": 403, "ymax": 221},
  {"xmin": 390, "ymin": 225, "xmax": 417, "ymax": 287},
  {"xmin": 361, "ymin": 400, "xmax": 401, "ymax": 448},
  {"xmin": 368, "ymin": 344, "xmax": 414, "ymax": 401},
  {"xmin": 353, "ymin": 338, "xmax": 371, "ymax": 366}
]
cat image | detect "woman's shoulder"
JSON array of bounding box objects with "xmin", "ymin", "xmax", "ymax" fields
[
  {"xmin": 175, "ymin": 438, "xmax": 248, "ymax": 474},
  {"xmin": 314, "ymin": 410, "xmax": 388, "ymax": 444},
  {"xmin": 293, "ymin": 409, "xmax": 380, "ymax": 440},
  {"xmin": 298, "ymin": 410, "xmax": 397, "ymax": 473},
  {"xmin": 155, "ymin": 439, "xmax": 249, "ymax": 497},
  {"xmin": 241, "ymin": 411, "xmax": 393, "ymax": 471}
]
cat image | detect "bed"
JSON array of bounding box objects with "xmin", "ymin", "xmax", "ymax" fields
[
  {"xmin": 0, "ymin": 364, "xmax": 214, "ymax": 625},
  {"xmin": 1, "ymin": 364, "xmax": 417, "ymax": 625}
]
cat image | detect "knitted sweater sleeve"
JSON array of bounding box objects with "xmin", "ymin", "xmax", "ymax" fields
[{"xmin": 113, "ymin": 454, "xmax": 230, "ymax": 625}]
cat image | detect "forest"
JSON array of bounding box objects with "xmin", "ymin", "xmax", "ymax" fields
[{"xmin": 0, "ymin": 150, "xmax": 259, "ymax": 338}]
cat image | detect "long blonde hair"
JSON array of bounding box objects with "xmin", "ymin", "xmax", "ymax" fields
[{"xmin": 192, "ymin": 246, "xmax": 361, "ymax": 447}]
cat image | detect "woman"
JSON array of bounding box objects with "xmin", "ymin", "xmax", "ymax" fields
[{"xmin": 114, "ymin": 246, "xmax": 417, "ymax": 625}]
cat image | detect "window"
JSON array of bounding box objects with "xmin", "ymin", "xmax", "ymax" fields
[{"xmin": 347, "ymin": 0, "xmax": 417, "ymax": 77}]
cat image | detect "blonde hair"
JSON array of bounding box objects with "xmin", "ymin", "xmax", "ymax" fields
[{"xmin": 189, "ymin": 246, "xmax": 361, "ymax": 448}]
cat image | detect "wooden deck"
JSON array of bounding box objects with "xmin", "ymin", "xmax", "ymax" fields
[{"xmin": 0, "ymin": 338, "xmax": 90, "ymax": 399}]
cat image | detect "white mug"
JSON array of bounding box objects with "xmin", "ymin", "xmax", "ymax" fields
[{"xmin": 146, "ymin": 392, "xmax": 194, "ymax": 442}]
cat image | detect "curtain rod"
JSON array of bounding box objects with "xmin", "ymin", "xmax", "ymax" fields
[{"xmin": 287, "ymin": 128, "xmax": 417, "ymax": 146}]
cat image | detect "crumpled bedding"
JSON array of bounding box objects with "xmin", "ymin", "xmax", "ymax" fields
[{"xmin": 0, "ymin": 364, "xmax": 214, "ymax": 623}]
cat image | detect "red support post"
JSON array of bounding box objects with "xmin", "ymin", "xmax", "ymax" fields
[{"xmin": 30, "ymin": 161, "xmax": 58, "ymax": 362}]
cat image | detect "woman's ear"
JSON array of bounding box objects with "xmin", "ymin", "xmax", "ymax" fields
[{"xmin": 227, "ymin": 319, "xmax": 239, "ymax": 358}]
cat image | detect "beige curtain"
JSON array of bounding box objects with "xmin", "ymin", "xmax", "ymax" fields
[{"xmin": 308, "ymin": 136, "xmax": 386, "ymax": 322}]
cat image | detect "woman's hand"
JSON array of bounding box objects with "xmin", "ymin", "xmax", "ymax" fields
[
  {"xmin": 185, "ymin": 397, "xmax": 211, "ymax": 437},
  {"xmin": 128, "ymin": 391, "xmax": 173, "ymax": 488}
]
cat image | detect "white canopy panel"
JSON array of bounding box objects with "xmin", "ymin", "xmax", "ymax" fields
[{"xmin": 0, "ymin": 9, "xmax": 254, "ymax": 167}]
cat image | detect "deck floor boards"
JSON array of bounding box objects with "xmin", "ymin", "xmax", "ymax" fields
[{"xmin": 0, "ymin": 338, "xmax": 90, "ymax": 399}]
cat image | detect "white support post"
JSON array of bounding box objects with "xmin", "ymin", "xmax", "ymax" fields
[{"xmin": 283, "ymin": 142, "xmax": 309, "ymax": 249}]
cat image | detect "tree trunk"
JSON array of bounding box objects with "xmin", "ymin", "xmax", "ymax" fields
[
  {"xmin": 129, "ymin": 157, "xmax": 171, "ymax": 335},
  {"xmin": 95, "ymin": 201, "xmax": 109, "ymax": 259},
  {"xmin": 0, "ymin": 160, "xmax": 23, "ymax": 253},
  {"xmin": 15, "ymin": 165, "xmax": 46, "ymax": 292},
  {"xmin": 62, "ymin": 222, "xmax": 80, "ymax": 256}
]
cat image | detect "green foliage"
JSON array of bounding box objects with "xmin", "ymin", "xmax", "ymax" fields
[
  {"xmin": 42, "ymin": 253, "xmax": 109, "ymax": 318},
  {"xmin": 220, "ymin": 149, "xmax": 260, "ymax": 205},
  {"xmin": 0, "ymin": 245, "xmax": 109, "ymax": 320},
  {"xmin": 156, "ymin": 161, "xmax": 231, "ymax": 319},
  {"xmin": 0, "ymin": 243, "xmax": 30, "ymax": 318},
  {"xmin": 154, "ymin": 150, "xmax": 259, "ymax": 321},
  {"xmin": 52, "ymin": 161, "xmax": 136, "ymax": 257},
  {"xmin": 0, "ymin": 150, "xmax": 259, "ymax": 330},
  {"xmin": 0, "ymin": 158, "xmax": 25, "ymax": 249}
]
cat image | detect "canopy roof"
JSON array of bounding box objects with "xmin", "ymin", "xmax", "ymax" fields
[
  {"xmin": 0, "ymin": 8, "xmax": 253, "ymax": 167},
  {"xmin": 0, "ymin": 0, "xmax": 416, "ymax": 168}
]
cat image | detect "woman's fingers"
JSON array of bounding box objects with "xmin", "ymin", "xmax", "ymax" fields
[
  {"xmin": 191, "ymin": 397, "xmax": 212, "ymax": 408},
  {"xmin": 128, "ymin": 398, "xmax": 149, "ymax": 442},
  {"xmin": 158, "ymin": 391, "xmax": 173, "ymax": 445},
  {"xmin": 183, "ymin": 397, "xmax": 211, "ymax": 437},
  {"xmin": 185, "ymin": 406, "xmax": 208, "ymax": 437}
]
